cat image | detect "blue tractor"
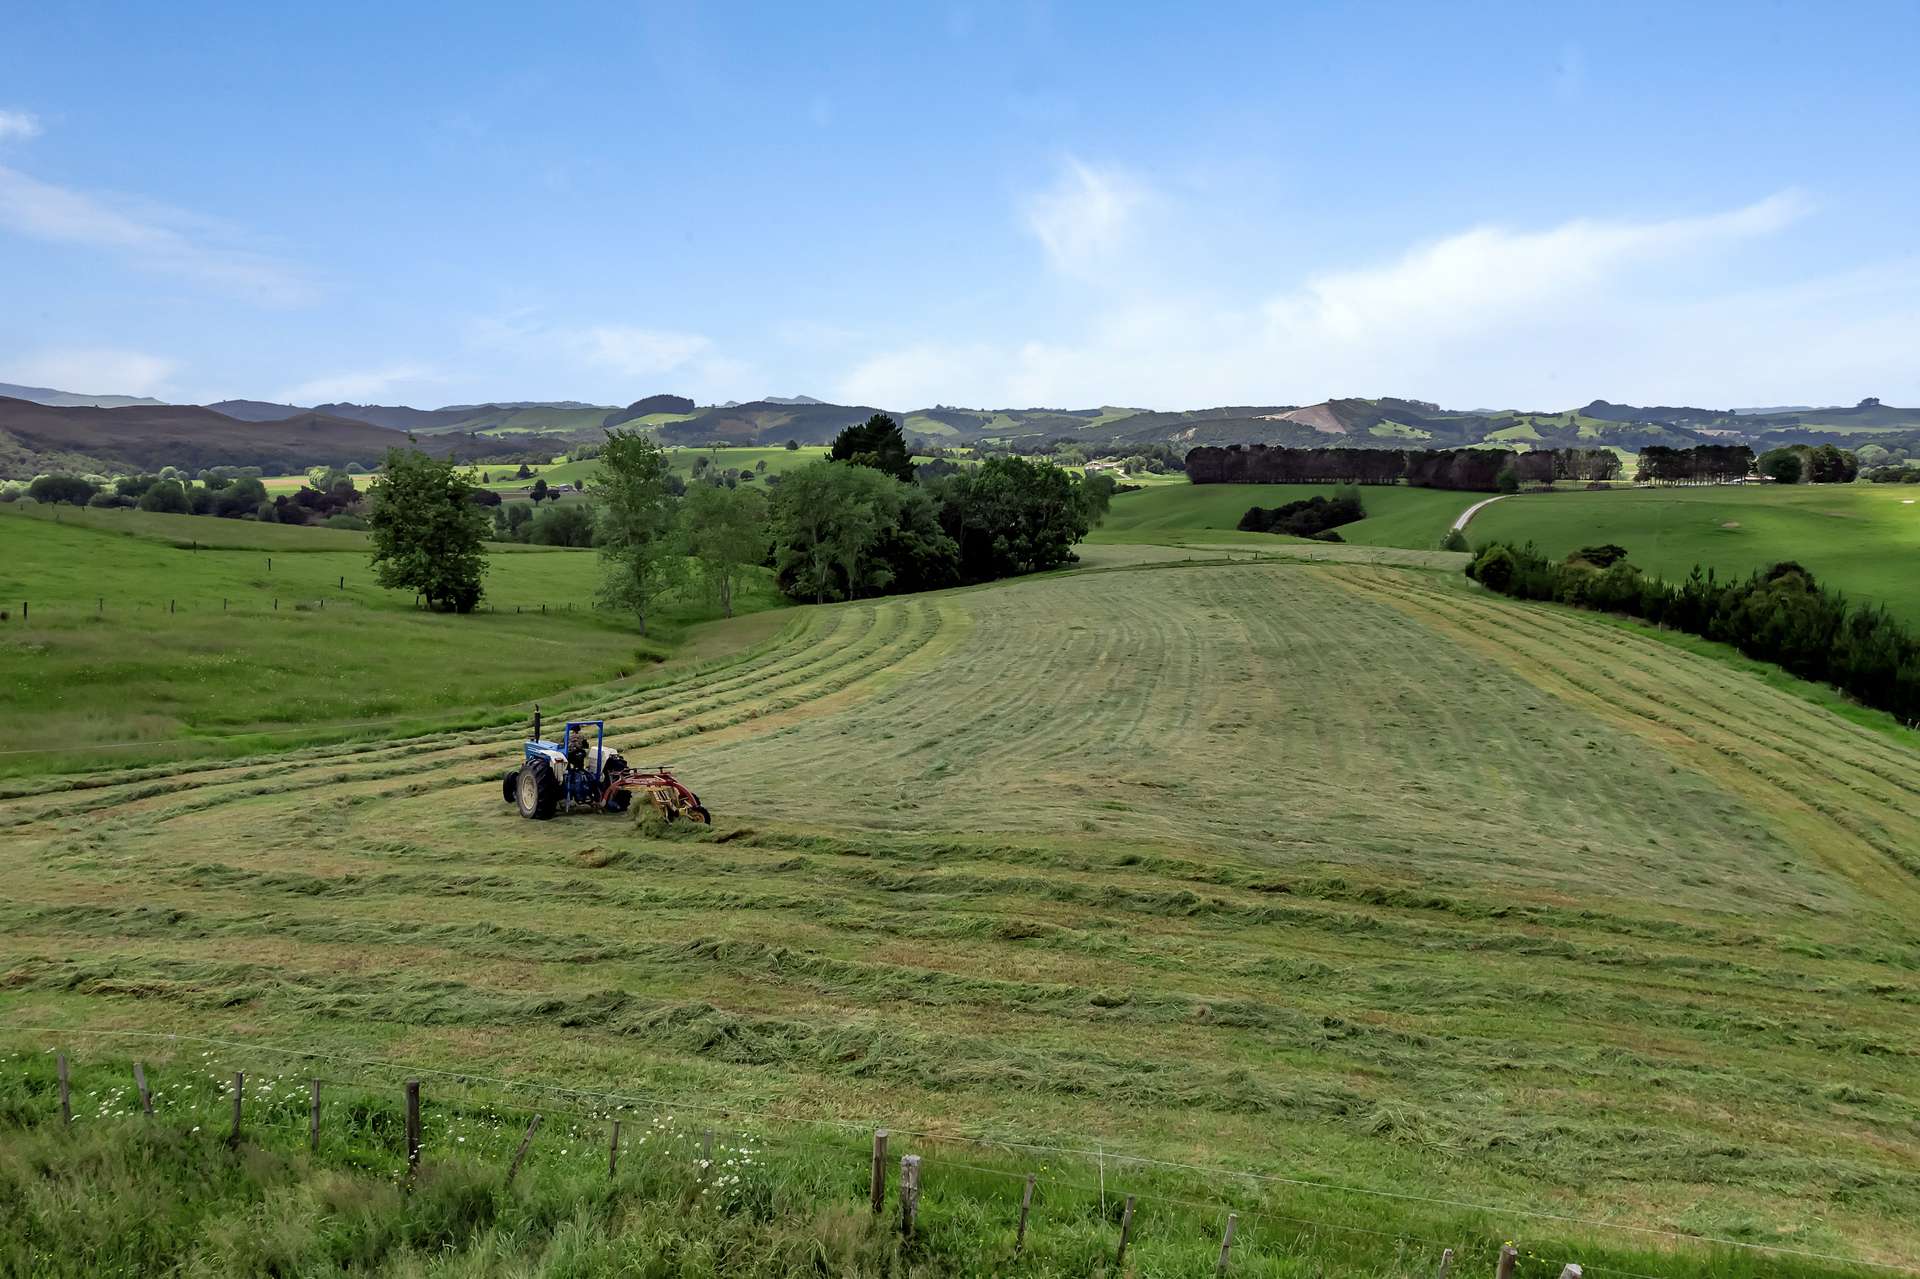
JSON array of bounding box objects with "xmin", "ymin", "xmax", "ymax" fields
[{"xmin": 499, "ymin": 705, "xmax": 709, "ymax": 823}]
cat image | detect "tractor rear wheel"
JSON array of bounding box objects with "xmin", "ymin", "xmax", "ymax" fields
[
  {"xmin": 516, "ymin": 760, "xmax": 559, "ymax": 820},
  {"xmin": 501, "ymin": 769, "xmax": 518, "ymax": 804},
  {"xmin": 686, "ymin": 804, "xmax": 711, "ymax": 825}
]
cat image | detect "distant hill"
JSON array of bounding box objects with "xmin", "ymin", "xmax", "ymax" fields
[
  {"xmin": 0, "ymin": 382, "xmax": 168, "ymax": 409},
  {"xmin": 604, "ymin": 394, "xmax": 697, "ymax": 428},
  {"xmin": 762, "ymin": 395, "xmax": 827, "ymax": 406},
  {"xmin": 0, "ymin": 398, "xmax": 560, "ymax": 478},
  {"xmin": 205, "ymin": 399, "xmax": 308, "ymax": 422},
  {"xmin": 651, "ymin": 400, "xmax": 888, "ymax": 446},
  {"xmin": 309, "ymin": 402, "xmax": 480, "ymax": 432}
]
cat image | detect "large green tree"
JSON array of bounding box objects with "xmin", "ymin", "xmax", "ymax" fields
[
  {"xmin": 770, "ymin": 461, "xmax": 899, "ymax": 603},
  {"xmin": 366, "ymin": 448, "xmax": 490, "ymax": 613},
  {"xmin": 681, "ymin": 482, "xmax": 770, "ymax": 617},
  {"xmin": 592, "ymin": 428, "xmax": 682, "ymax": 633},
  {"xmin": 829, "ymin": 413, "xmax": 915, "ymax": 483}
]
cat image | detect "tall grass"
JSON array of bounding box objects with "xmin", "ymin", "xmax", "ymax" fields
[{"xmin": 0, "ymin": 1047, "xmax": 1886, "ymax": 1278}]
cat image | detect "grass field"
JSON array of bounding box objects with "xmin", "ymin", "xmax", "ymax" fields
[
  {"xmin": 1093, "ymin": 482, "xmax": 1480, "ymax": 549},
  {"xmin": 4, "ymin": 543, "xmax": 1917, "ymax": 1272},
  {"xmin": 0, "ymin": 505, "xmax": 779, "ymax": 776},
  {"xmin": 1468, "ymin": 484, "xmax": 1920, "ymax": 626}
]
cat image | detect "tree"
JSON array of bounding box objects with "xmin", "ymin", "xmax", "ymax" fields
[
  {"xmin": 592, "ymin": 428, "xmax": 682, "ymax": 633},
  {"xmin": 366, "ymin": 448, "xmax": 490, "ymax": 612},
  {"xmin": 932, "ymin": 456, "xmax": 1099, "ymax": 580},
  {"xmin": 1495, "ymin": 464, "xmax": 1520, "ymax": 495},
  {"xmin": 516, "ymin": 463, "xmax": 533, "ymax": 480},
  {"xmin": 137, "ymin": 479, "xmax": 192, "ymax": 513},
  {"xmin": 28, "ymin": 474, "xmax": 97, "ymax": 506},
  {"xmin": 785, "ymin": 439, "xmax": 800, "ymax": 451},
  {"xmin": 770, "ymin": 461, "xmax": 897, "ymax": 603},
  {"xmin": 213, "ymin": 477, "xmax": 268, "ymax": 518},
  {"xmin": 1758, "ymin": 447, "xmax": 1804, "ymax": 484},
  {"xmin": 529, "ymin": 501, "xmax": 598, "ymax": 547},
  {"xmin": 529, "ymin": 477, "xmax": 550, "ymax": 503},
  {"xmin": 829, "ymin": 413, "xmax": 915, "ymax": 483},
  {"xmin": 681, "ymin": 483, "xmax": 770, "ymax": 617}
]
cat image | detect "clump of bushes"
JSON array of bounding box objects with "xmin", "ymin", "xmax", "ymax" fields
[
  {"xmin": 1237, "ymin": 490, "xmax": 1365, "ymax": 538},
  {"xmin": 1467, "ymin": 542, "xmax": 1920, "ymax": 724}
]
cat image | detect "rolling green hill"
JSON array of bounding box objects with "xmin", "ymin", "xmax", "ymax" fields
[
  {"xmin": 1467, "ymin": 484, "xmax": 1920, "ymax": 626},
  {"xmin": 1091, "ymin": 481, "xmax": 1479, "ymax": 549},
  {"xmin": 3, "ymin": 551, "xmax": 1917, "ymax": 1272}
]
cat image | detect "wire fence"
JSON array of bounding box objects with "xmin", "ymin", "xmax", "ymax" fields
[{"xmin": 5, "ymin": 1024, "xmax": 1909, "ymax": 1279}]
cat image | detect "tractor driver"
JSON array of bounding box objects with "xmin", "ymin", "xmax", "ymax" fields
[{"xmin": 566, "ymin": 727, "xmax": 590, "ymax": 771}]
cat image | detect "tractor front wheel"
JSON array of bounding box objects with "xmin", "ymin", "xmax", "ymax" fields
[{"xmin": 516, "ymin": 760, "xmax": 560, "ymax": 820}]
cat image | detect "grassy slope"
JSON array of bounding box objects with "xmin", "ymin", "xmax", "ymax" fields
[
  {"xmin": 3, "ymin": 559, "xmax": 1916, "ymax": 1269},
  {"xmin": 0, "ymin": 507, "xmax": 779, "ymax": 773},
  {"xmin": 1467, "ymin": 484, "xmax": 1920, "ymax": 625},
  {"xmin": 1092, "ymin": 482, "xmax": 1479, "ymax": 549}
]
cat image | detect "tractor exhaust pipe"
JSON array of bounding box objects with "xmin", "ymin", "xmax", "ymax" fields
[{"xmin": 532, "ymin": 704, "xmax": 541, "ymax": 743}]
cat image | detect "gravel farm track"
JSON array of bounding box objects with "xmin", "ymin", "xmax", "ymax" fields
[{"xmin": 4, "ymin": 544, "xmax": 1919, "ymax": 1270}]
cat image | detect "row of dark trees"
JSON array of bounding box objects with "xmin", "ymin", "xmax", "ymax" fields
[
  {"xmin": 1468, "ymin": 543, "xmax": 1920, "ymax": 724},
  {"xmin": 1635, "ymin": 445, "xmax": 1755, "ymax": 484},
  {"xmin": 1186, "ymin": 445, "xmax": 1619, "ymax": 491}
]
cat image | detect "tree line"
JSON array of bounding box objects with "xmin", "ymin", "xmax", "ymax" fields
[
  {"xmin": 365, "ymin": 414, "xmax": 1109, "ymax": 624},
  {"xmin": 1466, "ymin": 542, "xmax": 1920, "ymax": 725},
  {"xmin": 1185, "ymin": 446, "xmax": 1620, "ymax": 491},
  {"xmin": 1634, "ymin": 445, "xmax": 1755, "ymax": 484}
]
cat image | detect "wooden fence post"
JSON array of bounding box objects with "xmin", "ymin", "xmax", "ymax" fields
[
  {"xmin": 609, "ymin": 1119, "xmax": 620, "ymax": 1177},
  {"xmin": 309, "ymin": 1080, "xmax": 321, "ymax": 1151},
  {"xmin": 1114, "ymin": 1195, "xmax": 1135, "ymax": 1268},
  {"xmin": 1436, "ymin": 1247, "xmax": 1454, "ymax": 1278},
  {"xmin": 229, "ymin": 1071, "xmax": 244, "ymax": 1146},
  {"xmin": 57, "ymin": 1052, "xmax": 70, "ymax": 1126},
  {"xmin": 1496, "ymin": 1244, "xmax": 1518, "ymax": 1279},
  {"xmin": 405, "ymin": 1080, "xmax": 421, "ymax": 1172},
  {"xmin": 506, "ymin": 1115, "xmax": 541, "ymax": 1185},
  {"xmin": 869, "ymin": 1129, "xmax": 889, "ymax": 1214},
  {"xmin": 133, "ymin": 1062, "xmax": 153, "ymax": 1115},
  {"xmin": 898, "ymin": 1154, "xmax": 921, "ymax": 1239},
  {"xmin": 1014, "ymin": 1173, "xmax": 1035, "ymax": 1256},
  {"xmin": 1216, "ymin": 1213, "xmax": 1238, "ymax": 1275}
]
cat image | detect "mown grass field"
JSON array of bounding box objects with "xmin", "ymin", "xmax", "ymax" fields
[
  {"xmin": 4, "ymin": 538, "xmax": 1917, "ymax": 1273},
  {"xmin": 1467, "ymin": 484, "xmax": 1920, "ymax": 626},
  {"xmin": 0, "ymin": 505, "xmax": 779, "ymax": 776},
  {"xmin": 1093, "ymin": 482, "xmax": 1480, "ymax": 549}
]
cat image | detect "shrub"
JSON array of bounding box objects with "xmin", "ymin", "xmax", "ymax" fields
[{"xmin": 1237, "ymin": 492, "xmax": 1365, "ymax": 538}]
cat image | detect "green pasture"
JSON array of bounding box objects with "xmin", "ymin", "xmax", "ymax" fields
[
  {"xmin": 0, "ymin": 506, "xmax": 779, "ymax": 773},
  {"xmin": 1091, "ymin": 481, "xmax": 1480, "ymax": 549},
  {"xmin": 1467, "ymin": 483, "xmax": 1920, "ymax": 625}
]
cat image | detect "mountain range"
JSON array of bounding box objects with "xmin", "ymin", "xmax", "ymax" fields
[{"xmin": 2, "ymin": 383, "xmax": 1915, "ymax": 480}]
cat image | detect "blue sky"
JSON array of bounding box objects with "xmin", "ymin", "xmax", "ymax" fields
[{"xmin": 2, "ymin": 1, "xmax": 1916, "ymax": 410}]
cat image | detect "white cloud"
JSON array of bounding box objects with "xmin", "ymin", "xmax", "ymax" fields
[
  {"xmin": 0, "ymin": 165, "xmax": 312, "ymax": 304},
  {"xmin": 0, "ymin": 347, "xmax": 178, "ymax": 397},
  {"xmin": 839, "ymin": 190, "xmax": 1898, "ymax": 410},
  {"xmin": 0, "ymin": 110, "xmax": 41, "ymax": 142},
  {"xmin": 276, "ymin": 365, "xmax": 437, "ymax": 406},
  {"xmin": 1023, "ymin": 157, "xmax": 1146, "ymax": 277},
  {"xmin": 576, "ymin": 326, "xmax": 715, "ymax": 378}
]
